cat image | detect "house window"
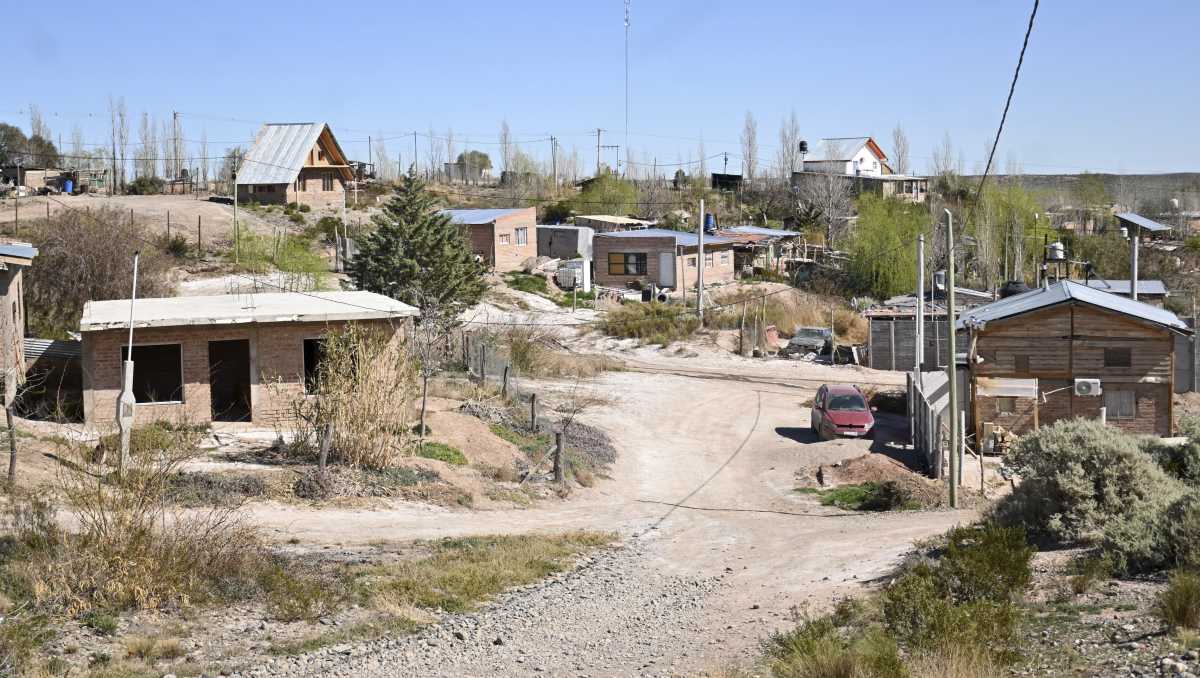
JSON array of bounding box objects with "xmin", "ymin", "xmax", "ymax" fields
[
  {"xmin": 301, "ymin": 175, "xmax": 308, "ymax": 192},
  {"xmin": 704, "ymin": 252, "xmax": 714, "ymax": 268},
  {"xmin": 607, "ymin": 252, "xmax": 647, "ymax": 275},
  {"xmin": 1104, "ymin": 347, "xmax": 1132, "ymax": 368},
  {"xmin": 322, "ymin": 173, "xmax": 334, "ymax": 191},
  {"xmin": 515, "ymin": 227, "xmax": 528, "ymax": 246},
  {"xmin": 720, "ymin": 251, "xmax": 731, "ymax": 264},
  {"xmin": 317, "ymin": 149, "xmax": 326, "ymax": 162},
  {"xmin": 996, "ymin": 397, "xmax": 1017, "ymax": 414},
  {"xmin": 687, "ymin": 256, "xmax": 697, "ymax": 268},
  {"xmin": 303, "ymin": 338, "xmax": 326, "ymax": 394},
  {"xmin": 120, "ymin": 344, "xmax": 184, "ymax": 403},
  {"xmin": 499, "ymin": 234, "xmax": 511, "ymax": 245},
  {"xmin": 1105, "ymin": 389, "xmax": 1136, "ymax": 419},
  {"xmin": 1014, "ymin": 355, "xmax": 1030, "ymax": 373}
]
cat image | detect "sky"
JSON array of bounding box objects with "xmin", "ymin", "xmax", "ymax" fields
[{"xmin": 6, "ymin": 0, "xmax": 1200, "ymax": 176}]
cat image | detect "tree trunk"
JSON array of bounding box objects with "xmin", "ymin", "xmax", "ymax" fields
[
  {"xmin": 6, "ymin": 406, "xmax": 16, "ymax": 489},
  {"xmin": 419, "ymin": 374, "xmax": 430, "ymax": 440}
]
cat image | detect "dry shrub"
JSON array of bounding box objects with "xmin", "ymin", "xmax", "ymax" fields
[
  {"xmin": 1158, "ymin": 570, "xmax": 1200, "ymax": 630},
  {"xmin": 497, "ymin": 327, "xmax": 620, "ymax": 378},
  {"xmin": 708, "ymin": 285, "xmax": 867, "ymax": 344},
  {"xmin": 24, "ymin": 206, "xmax": 172, "ymax": 338},
  {"xmin": 278, "ymin": 323, "xmax": 419, "ymax": 469},
  {"xmin": 601, "ymin": 302, "xmax": 700, "ymax": 345}
]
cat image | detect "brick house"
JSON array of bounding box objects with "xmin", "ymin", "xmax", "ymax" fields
[
  {"xmin": 0, "ymin": 243, "xmax": 37, "ymax": 394},
  {"xmin": 441, "ymin": 208, "xmax": 537, "ymax": 272},
  {"xmin": 79, "ymin": 291, "xmax": 418, "ymax": 427},
  {"xmin": 958, "ymin": 280, "xmax": 1190, "ymax": 440},
  {"xmin": 593, "ymin": 229, "xmax": 736, "ymax": 291},
  {"xmin": 236, "ymin": 123, "xmax": 352, "ymax": 211}
]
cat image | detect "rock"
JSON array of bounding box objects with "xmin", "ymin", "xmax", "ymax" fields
[
  {"xmin": 453, "ymin": 631, "xmax": 465, "ymax": 641},
  {"xmin": 492, "ymin": 637, "xmax": 505, "ymax": 646}
]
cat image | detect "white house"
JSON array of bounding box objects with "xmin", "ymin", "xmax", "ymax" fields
[{"xmin": 802, "ymin": 137, "xmax": 889, "ymax": 177}]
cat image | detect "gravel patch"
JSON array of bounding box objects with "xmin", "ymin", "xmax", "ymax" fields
[{"xmin": 252, "ymin": 541, "xmax": 730, "ymax": 677}]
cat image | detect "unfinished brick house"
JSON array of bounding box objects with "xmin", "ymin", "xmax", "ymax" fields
[
  {"xmin": 958, "ymin": 280, "xmax": 1190, "ymax": 440},
  {"xmin": 0, "ymin": 243, "xmax": 37, "ymax": 393},
  {"xmin": 236, "ymin": 123, "xmax": 352, "ymax": 211},
  {"xmin": 593, "ymin": 229, "xmax": 735, "ymax": 291},
  {"xmin": 441, "ymin": 208, "xmax": 537, "ymax": 272},
  {"xmin": 79, "ymin": 291, "xmax": 418, "ymax": 427}
]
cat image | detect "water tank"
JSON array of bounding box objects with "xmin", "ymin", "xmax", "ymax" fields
[
  {"xmin": 1047, "ymin": 241, "xmax": 1066, "ymax": 261},
  {"xmin": 704, "ymin": 213, "xmax": 716, "ymax": 229},
  {"xmin": 933, "ymin": 270, "xmax": 946, "ymax": 291}
]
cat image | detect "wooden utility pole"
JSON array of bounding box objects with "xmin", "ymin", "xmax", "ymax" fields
[
  {"xmin": 595, "ymin": 128, "xmax": 602, "ymax": 176},
  {"xmin": 945, "ymin": 209, "xmax": 959, "ymax": 508}
]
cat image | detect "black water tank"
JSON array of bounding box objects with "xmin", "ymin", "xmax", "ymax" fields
[{"xmin": 1000, "ymin": 281, "xmax": 1031, "ymax": 298}]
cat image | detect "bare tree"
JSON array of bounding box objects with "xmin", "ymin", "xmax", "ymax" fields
[
  {"xmin": 930, "ymin": 131, "xmax": 961, "ymax": 178},
  {"xmin": 69, "ymin": 125, "xmax": 84, "ymax": 168},
  {"xmin": 891, "ymin": 124, "xmax": 910, "ymax": 175},
  {"xmin": 108, "ymin": 96, "xmax": 129, "ymax": 190},
  {"xmin": 565, "ymin": 146, "xmax": 580, "ymax": 184},
  {"xmin": 159, "ymin": 118, "xmax": 173, "ymax": 180},
  {"xmin": 445, "ymin": 127, "xmax": 455, "ymax": 177},
  {"xmin": 199, "ymin": 129, "xmax": 209, "ymax": 186},
  {"xmin": 28, "ymin": 104, "xmax": 48, "ymax": 140},
  {"xmin": 797, "ymin": 142, "xmax": 853, "ymax": 245},
  {"xmin": 137, "ymin": 112, "xmax": 156, "ymax": 179},
  {"xmin": 409, "ymin": 295, "xmax": 456, "ymax": 444},
  {"xmin": 172, "ymin": 114, "xmax": 185, "ymax": 180},
  {"xmin": 373, "ymin": 135, "xmax": 391, "ymax": 182},
  {"xmin": 775, "ymin": 108, "xmax": 802, "ymax": 179},
  {"xmin": 499, "ymin": 120, "xmax": 512, "ymax": 173},
  {"xmin": 425, "ymin": 125, "xmax": 444, "ymax": 179},
  {"xmin": 740, "ymin": 111, "xmax": 758, "ymax": 182},
  {"xmin": 697, "ymin": 138, "xmax": 707, "ymax": 182}
]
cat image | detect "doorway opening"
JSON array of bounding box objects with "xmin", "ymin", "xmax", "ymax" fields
[{"xmin": 208, "ymin": 339, "xmax": 252, "ymax": 422}]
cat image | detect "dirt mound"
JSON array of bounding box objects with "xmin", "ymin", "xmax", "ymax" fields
[
  {"xmin": 427, "ymin": 410, "xmax": 525, "ymax": 469},
  {"xmin": 813, "ymin": 452, "xmax": 974, "ymax": 509}
]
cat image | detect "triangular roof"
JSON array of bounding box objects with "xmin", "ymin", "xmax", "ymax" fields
[
  {"xmin": 956, "ymin": 280, "xmax": 1188, "ymax": 333},
  {"xmin": 805, "ymin": 137, "xmax": 888, "ymax": 163},
  {"xmin": 237, "ymin": 123, "xmax": 351, "ymax": 186}
]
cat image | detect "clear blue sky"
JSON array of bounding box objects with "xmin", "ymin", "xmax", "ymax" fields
[{"xmin": 7, "ymin": 0, "xmax": 1199, "ymax": 175}]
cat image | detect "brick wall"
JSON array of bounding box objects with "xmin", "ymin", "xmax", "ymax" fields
[
  {"xmin": 0, "ymin": 267, "xmax": 26, "ymax": 387},
  {"xmin": 466, "ymin": 224, "xmax": 495, "ymax": 266},
  {"xmin": 81, "ymin": 318, "xmax": 401, "ymax": 428},
  {"xmin": 676, "ymin": 244, "xmax": 736, "ymax": 289},
  {"xmin": 593, "ymin": 236, "xmax": 673, "ymax": 288},
  {"xmin": 491, "ymin": 209, "xmax": 538, "ymax": 272},
  {"xmin": 292, "ymin": 168, "xmax": 346, "ymax": 211}
]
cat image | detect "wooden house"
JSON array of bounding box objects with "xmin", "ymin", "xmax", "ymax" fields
[
  {"xmin": 236, "ymin": 123, "xmax": 352, "ymax": 211},
  {"xmin": 957, "ymin": 280, "xmax": 1190, "ymax": 442}
]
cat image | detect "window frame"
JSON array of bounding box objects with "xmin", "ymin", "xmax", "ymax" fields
[
  {"xmin": 1104, "ymin": 347, "xmax": 1132, "ymax": 368},
  {"xmin": 514, "ymin": 227, "xmax": 528, "ymax": 246},
  {"xmin": 996, "ymin": 396, "xmax": 1017, "ymax": 414},
  {"xmin": 498, "ymin": 233, "xmax": 511, "ymax": 245},
  {"xmin": 607, "ymin": 252, "xmax": 647, "ymax": 276},
  {"xmin": 704, "ymin": 252, "xmax": 714, "ymax": 268},
  {"xmin": 1105, "ymin": 389, "xmax": 1136, "ymax": 420},
  {"xmin": 120, "ymin": 343, "xmax": 185, "ymax": 404},
  {"xmin": 303, "ymin": 337, "xmax": 326, "ymax": 395},
  {"xmin": 1014, "ymin": 355, "xmax": 1030, "ymax": 373},
  {"xmin": 322, "ymin": 172, "xmax": 334, "ymax": 191}
]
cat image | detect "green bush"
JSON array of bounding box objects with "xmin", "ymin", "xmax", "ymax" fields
[
  {"xmin": 805, "ymin": 482, "xmax": 918, "ymax": 512},
  {"xmin": 994, "ymin": 418, "xmax": 1185, "ymax": 545},
  {"xmin": 125, "ymin": 176, "xmax": 164, "ymax": 195},
  {"xmin": 1147, "ymin": 417, "xmax": 1200, "ymax": 486},
  {"xmin": 601, "ymin": 302, "xmax": 700, "ymax": 345},
  {"xmin": 307, "ymin": 216, "xmax": 346, "ymax": 244},
  {"xmin": 1157, "ymin": 570, "xmax": 1200, "ymax": 630},
  {"xmin": 298, "ymin": 203, "xmax": 312, "ymax": 213},
  {"xmin": 417, "ymin": 442, "xmax": 467, "ymax": 465},
  {"xmin": 763, "ymin": 614, "xmax": 907, "ymax": 678},
  {"xmin": 158, "ymin": 232, "xmax": 191, "ymax": 258},
  {"xmin": 936, "ymin": 525, "xmax": 1033, "ymax": 604},
  {"xmin": 258, "ymin": 561, "xmax": 342, "ymax": 622},
  {"xmin": 288, "ymin": 211, "xmax": 305, "ymax": 225},
  {"xmin": 1103, "ymin": 491, "xmax": 1200, "ymax": 574}
]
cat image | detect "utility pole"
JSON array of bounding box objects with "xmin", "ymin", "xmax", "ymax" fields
[
  {"xmin": 550, "ymin": 136, "xmax": 558, "ymax": 189},
  {"xmin": 1130, "ymin": 223, "xmax": 1140, "ymax": 301},
  {"xmin": 723, "ymin": 152, "xmax": 728, "ymax": 173},
  {"xmin": 916, "ymin": 234, "xmax": 925, "ymax": 373},
  {"xmin": 172, "ymin": 111, "xmax": 180, "ymax": 179},
  {"xmin": 11, "ymin": 162, "xmax": 17, "ymax": 235},
  {"xmin": 595, "ymin": 128, "xmax": 603, "ymax": 176},
  {"xmin": 697, "ymin": 198, "xmax": 705, "ymax": 320},
  {"xmin": 368, "ymin": 135, "xmax": 373, "ymax": 172},
  {"xmin": 232, "ymin": 170, "xmax": 239, "ymax": 264},
  {"xmin": 623, "ymin": 0, "xmax": 630, "ymax": 178},
  {"xmin": 944, "ymin": 209, "xmax": 959, "ymax": 508}
]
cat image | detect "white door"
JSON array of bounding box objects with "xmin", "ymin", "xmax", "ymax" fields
[{"xmin": 658, "ymin": 252, "xmax": 675, "ymax": 288}]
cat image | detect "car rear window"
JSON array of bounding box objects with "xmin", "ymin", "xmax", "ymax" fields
[{"xmin": 828, "ymin": 394, "xmax": 867, "ymax": 411}]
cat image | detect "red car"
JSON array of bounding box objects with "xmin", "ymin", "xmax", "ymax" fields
[{"xmin": 810, "ymin": 384, "xmax": 875, "ymax": 440}]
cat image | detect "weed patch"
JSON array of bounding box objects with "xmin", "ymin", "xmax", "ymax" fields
[
  {"xmin": 417, "ymin": 442, "xmax": 468, "ymax": 465},
  {"xmin": 601, "ymin": 302, "xmax": 700, "ymax": 345},
  {"xmin": 1158, "ymin": 570, "xmax": 1200, "ymax": 630},
  {"xmin": 803, "ymin": 482, "xmax": 919, "ymax": 511}
]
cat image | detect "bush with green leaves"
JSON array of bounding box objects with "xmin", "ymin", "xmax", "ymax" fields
[
  {"xmin": 1157, "ymin": 570, "xmax": 1200, "ymax": 630},
  {"xmin": 994, "ymin": 418, "xmax": 1186, "ymax": 545},
  {"xmin": 125, "ymin": 175, "xmax": 164, "ymax": 195},
  {"xmin": 763, "ymin": 613, "xmax": 907, "ymax": 678},
  {"xmin": 1146, "ymin": 416, "xmax": 1200, "ymax": 486}
]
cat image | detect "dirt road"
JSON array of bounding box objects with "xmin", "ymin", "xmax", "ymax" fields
[{"xmin": 249, "ymin": 367, "xmax": 970, "ymax": 676}]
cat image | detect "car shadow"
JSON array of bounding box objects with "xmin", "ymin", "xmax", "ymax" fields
[{"xmin": 775, "ymin": 426, "xmax": 820, "ymax": 444}]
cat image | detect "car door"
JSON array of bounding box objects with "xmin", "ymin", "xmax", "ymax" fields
[{"xmin": 811, "ymin": 387, "xmax": 826, "ymax": 433}]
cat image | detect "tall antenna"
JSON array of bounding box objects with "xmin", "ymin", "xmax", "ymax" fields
[{"xmin": 624, "ymin": 0, "xmax": 630, "ymax": 178}]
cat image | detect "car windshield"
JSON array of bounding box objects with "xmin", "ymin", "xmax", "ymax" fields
[
  {"xmin": 828, "ymin": 394, "xmax": 867, "ymax": 411},
  {"xmin": 793, "ymin": 329, "xmax": 826, "ymax": 340}
]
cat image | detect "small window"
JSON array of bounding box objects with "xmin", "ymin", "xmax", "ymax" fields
[
  {"xmin": 1104, "ymin": 347, "xmax": 1132, "ymax": 368},
  {"xmin": 687, "ymin": 256, "xmax": 697, "ymax": 268},
  {"xmin": 303, "ymin": 338, "xmax": 326, "ymax": 394},
  {"xmin": 120, "ymin": 344, "xmax": 184, "ymax": 403},
  {"xmin": 607, "ymin": 252, "xmax": 646, "ymax": 275},
  {"xmin": 720, "ymin": 251, "xmax": 731, "ymax": 263},
  {"xmin": 317, "ymin": 149, "xmax": 326, "ymax": 162},
  {"xmin": 996, "ymin": 396, "xmax": 1017, "ymax": 414},
  {"xmin": 514, "ymin": 227, "xmax": 528, "ymax": 246},
  {"xmin": 1105, "ymin": 390, "xmax": 1136, "ymax": 419},
  {"xmin": 704, "ymin": 252, "xmax": 714, "ymax": 268},
  {"xmin": 499, "ymin": 234, "xmax": 511, "ymax": 245},
  {"xmin": 322, "ymin": 173, "xmax": 334, "ymax": 191},
  {"xmin": 1014, "ymin": 355, "xmax": 1030, "ymax": 373}
]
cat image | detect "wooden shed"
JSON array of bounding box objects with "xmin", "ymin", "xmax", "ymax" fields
[{"xmin": 958, "ymin": 280, "xmax": 1191, "ymax": 443}]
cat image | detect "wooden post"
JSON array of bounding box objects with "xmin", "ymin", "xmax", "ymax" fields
[
  {"xmin": 530, "ymin": 393, "xmax": 538, "ymax": 431},
  {"xmin": 480, "ymin": 344, "xmax": 487, "ymax": 382},
  {"xmin": 197, "ymin": 215, "xmax": 202, "ymax": 259},
  {"xmin": 502, "ymin": 365, "xmax": 510, "ymax": 398},
  {"xmin": 553, "ymin": 431, "xmax": 564, "ymax": 482},
  {"xmin": 318, "ymin": 423, "xmax": 332, "ymax": 473},
  {"xmin": 829, "ymin": 306, "xmax": 836, "ymax": 365},
  {"xmin": 5, "ymin": 406, "xmax": 16, "ymax": 489},
  {"xmin": 739, "ymin": 302, "xmax": 747, "ymax": 356},
  {"xmin": 166, "ymin": 210, "xmax": 170, "ymax": 240}
]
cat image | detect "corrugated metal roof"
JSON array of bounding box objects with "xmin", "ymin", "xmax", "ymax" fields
[
  {"xmin": 1116, "ymin": 212, "xmax": 1172, "ymax": 233},
  {"xmin": 80, "ymin": 291, "xmax": 419, "ymax": 332},
  {"xmin": 24, "ymin": 338, "xmax": 80, "ymax": 361},
  {"xmin": 724, "ymin": 226, "xmax": 803, "ymax": 237},
  {"xmin": 804, "ymin": 137, "xmax": 871, "ymax": 162},
  {"xmin": 956, "ymin": 280, "xmax": 1188, "ymax": 332},
  {"xmin": 236, "ymin": 123, "xmax": 326, "ymax": 186},
  {"xmin": 1083, "ymin": 279, "xmax": 1168, "ymax": 296},
  {"xmin": 0, "ymin": 243, "xmax": 37, "ymax": 260},
  {"xmin": 595, "ymin": 228, "xmax": 734, "ymax": 247},
  {"xmin": 440, "ymin": 208, "xmax": 529, "ymax": 224}
]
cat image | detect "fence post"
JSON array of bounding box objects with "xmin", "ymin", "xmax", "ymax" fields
[
  {"xmin": 197, "ymin": 215, "xmax": 202, "ymax": 259},
  {"xmin": 319, "ymin": 423, "xmax": 333, "ymax": 473},
  {"xmin": 6, "ymin": 405, "xmax": 16, "ymax": 489},
  {"xmin": 480, "ymin": 345, "xmax": 487, "ymax": 382},
  {"xmin": 501, "ymin": 365, "xmax": 509, "ymax": 399},
  {"xmin": 530, "ymin": 393, "xmax": 538, "ymax": 431},
  {"xmin": 553, "ymin": 431, "xmax": 564, "ymax": 482}
]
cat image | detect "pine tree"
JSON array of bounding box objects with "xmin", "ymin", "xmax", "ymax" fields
[{"xmin": 350, "ymin": 171, "xmax": 485, "ymax": 318}]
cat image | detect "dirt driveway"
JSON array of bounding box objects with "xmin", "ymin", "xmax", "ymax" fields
[{"xmin": 249, "ymin": 365, "xmax": 971, "ymax": 675}]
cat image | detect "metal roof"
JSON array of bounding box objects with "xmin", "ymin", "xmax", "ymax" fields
[
  {"xmin": 576, "ymin": 214, "xmax": 652, "ymax": 224},
  {"xmin": 440, "ymin": 208, "xmax": 529, "ymax": 224},
  {"xmin": 956, "ymin": 280, "xmax": 1188, "ymax": 332},
  {"xmin": 24, "ymin": 338, "xmax": 80, "ymax": 361},
  {"xmin": 0, "ymin": 242, "xmax": 37, "ymax": 260},
  {"xmin": 594, "ymin": 228, "xmax": 735, "ymax": 247},
  {"xmin": 236, "ymin": 123, "xmax": 327, "ymax": 186},
  {"xmin": 724, "ymin": 226, "xmax": 803, "ymax": 238},
  {"xmin": 1116, "ymin": 212, "xmax": 1172, "ymax": 233},
  {"xmin": 1083, "ymin": 279, "xmax": 1168, "ymax": 296},
  {"xmin": 80, "ymin": 291, "xmax": 419, "ymax": 332},
  {"xmin": 804, "ymin": 137, "xmax": 872, "ymax": 162}
]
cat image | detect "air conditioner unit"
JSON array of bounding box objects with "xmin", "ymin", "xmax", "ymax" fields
[{"xmin": 1074, "ymin": 378, "xmax": 1102, "ymax": 397}]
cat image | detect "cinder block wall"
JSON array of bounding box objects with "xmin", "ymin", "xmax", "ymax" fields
[
  {"xmin": 81, "ymin": 318, "xmax": 402, "ymax": 428},
  {"xmin": 492, "ymin": 209, "xmax": 538, "ymax": 271}
]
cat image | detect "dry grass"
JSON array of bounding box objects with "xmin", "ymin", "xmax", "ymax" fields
[
  {"xmin": 274, "ymin": 323, "xmax": 419, "ymax": 469},
  {"xmin": 906, "ymin": 647, "xmax": 997, "ymax": 678},
  {"xmin": 708, "ymin": 285, "xmax": 868, "ymax": 344},
  {"xmin": 497, "ymin": 326, "xmax": 621, "ymax": 378},
  {"xmin": 601, "ymin": 302, "xmax": 701, "ymax": 346}
]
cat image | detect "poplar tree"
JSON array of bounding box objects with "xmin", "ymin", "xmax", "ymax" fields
[{"xmin": 350, "ymin": 170, "xmax": 485, "ymax": 318}]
